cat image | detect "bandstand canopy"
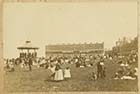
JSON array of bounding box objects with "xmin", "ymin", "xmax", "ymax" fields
[{"xmin": 17, "ymin": 41, "xmax": 39, "ymax": 50}]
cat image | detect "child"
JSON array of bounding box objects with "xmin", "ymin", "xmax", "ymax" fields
[
  {"xmin": 91, "ymin": 72, "xmax": 97, "ymax": 80},
  {"xmin": 64, "ymin": 67, "xmax": 71, "ymax": 80}
]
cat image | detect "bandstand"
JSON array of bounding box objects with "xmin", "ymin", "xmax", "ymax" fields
[{"xmin": 17, "ymin": 41, "xmax": 39, "ymax": 59}]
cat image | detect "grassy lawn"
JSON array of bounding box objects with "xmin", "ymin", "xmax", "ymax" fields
[{"xmin": 4, "ymin": 59, "xmax": 138, "ymax": 92}]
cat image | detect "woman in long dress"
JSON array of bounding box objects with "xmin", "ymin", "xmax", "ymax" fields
[{"xmin": 54, "ymin": 63, "xmax": 64, "ymax": 81}]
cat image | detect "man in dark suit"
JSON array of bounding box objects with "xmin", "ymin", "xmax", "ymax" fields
[
  {"xmin": 28, "ymin": 58, "xmax": 32, "ymax": 71},
  {"xmin": 97, "ymin": 61, "xmax": 102, "ymax": 78}
]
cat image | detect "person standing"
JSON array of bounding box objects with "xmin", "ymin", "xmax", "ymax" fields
[
  {"xmin": 48, "ymin": 65, "xmax": 56, "ymax": 80},
  {"xmin": 64, "ymin": 67, "xmax": 71, "ymax": 80},
  {"xmin": 97, "ymin": 61, "xmax": 102, "ymax": 78},
  {"xmin": 54, "ymin": 63, "xmax": 64, "ymax": 81},
  {"xmin": 28, "ymin": 58, "xmax": 32, "ymax": 71},
  {"xmin": 101, "ymin": 67, "xmax": 106, "ymax": 79}
]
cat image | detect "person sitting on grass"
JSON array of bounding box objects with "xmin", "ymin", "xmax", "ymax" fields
[
  {"xmin": 4, "ymin": 62, "xmax": 15, "ymax": 72},
  {"xmin": 134, "ymin": 68, "xmax": 138, "ymax": 79},
  {"xmin": 4, "ymin": 63, "xmax": 10, "ymax": 72},
  {"xmin": 114, "ymin": 72, "xmax": 120, "ymax": 80},
  {"xmin": 91, "ymin": 72, "xmax": 97, "ymax": 81},
  {"xmin": 127, "ymin": 68, "xmax": 138, "ymax": 79},
  {"xmin": 121, "ymin": 70, "xmax": 136, "ymax": 80},
  {"xmin": 114, "ymin": 68, "xmax": 124, "ymax": 80}
]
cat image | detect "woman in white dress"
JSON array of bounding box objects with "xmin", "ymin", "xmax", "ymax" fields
[{"xmin": 54, "ymin": 63, "xmax": 64, "ymax": 81}]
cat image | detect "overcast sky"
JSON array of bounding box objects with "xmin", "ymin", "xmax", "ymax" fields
[{"xmin": 3, "ymin": 2, "xmax": 137, "ymax": 58}]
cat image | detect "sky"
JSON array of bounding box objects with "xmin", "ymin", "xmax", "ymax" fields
[{"xmin": 3, "ymin": 2, "xmax": 138, "ymax": 58}]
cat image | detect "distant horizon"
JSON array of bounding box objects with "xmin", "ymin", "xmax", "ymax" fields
[{"xmin": 4, "ymin": 35, "xmax": 137, "ymax": 59}]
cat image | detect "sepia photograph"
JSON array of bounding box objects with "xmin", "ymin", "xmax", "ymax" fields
[{"xmin": 2, "ymin": 0, "xmax": 139, "ymax": 93}]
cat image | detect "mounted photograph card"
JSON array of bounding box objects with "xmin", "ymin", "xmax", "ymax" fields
[{"xmin": 0, "ymin": 0, "xmax": 139, "ymax": 94}]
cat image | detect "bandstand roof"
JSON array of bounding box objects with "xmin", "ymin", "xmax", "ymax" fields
[{"xmin": 17, "ymin": 41, "xmax": 39, "ymax": 50}]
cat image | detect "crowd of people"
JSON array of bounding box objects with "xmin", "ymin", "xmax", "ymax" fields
[
  {"xmin": 3, "ymin": 51, "xmax": 138, "ymax": 81},
  {"xmin": 114, "ymin": 52, "xmax": 138, "ymax": 80},
  {"xmin": 4, "ymin": 57, "xmax": 35, "ymax": 72},
  {"xmin": 39, "ymin": 54, "xmax": 108, "ymax": 81}
]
